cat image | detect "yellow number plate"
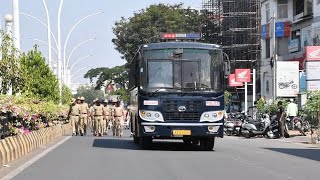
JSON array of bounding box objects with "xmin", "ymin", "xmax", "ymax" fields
[{"xmin": 172, "ymin": 130, "xmax": 191, "ymax": 136}]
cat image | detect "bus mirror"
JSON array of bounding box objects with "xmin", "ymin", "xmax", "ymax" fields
[{"xmin": 224, "ymin": 62, "xmax": 231, "ymax": 76}]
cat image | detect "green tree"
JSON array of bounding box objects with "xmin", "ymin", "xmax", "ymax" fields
[
  {"xmin": 61, "ymin": 85, "xmax": 73, "ymax": 105},
  {"xmin": 0, "ymin": 31, "xmax": 24, "ymax": 94},
  {"xmin": 112, "ymin": 3, "xmax": 204, "ymax": 62},
  {"xmin": 74, "ymin": 85, "xmax": 105, "ymax": 104},
  {"xmin": 110, "ymin": 88, "xmax": 130, "ymax": 102},
  {"xmin": 305, "ymin": 91, "xmax": 320, "ymax": 126},
  {"xmin": 20, "ymin": 45, "xmax": 59, "ymax": 103}
]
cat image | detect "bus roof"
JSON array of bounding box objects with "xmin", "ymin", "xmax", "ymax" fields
[{"xmin": 141, "ymin": 42, "xmax": 222, "ymax": 51}]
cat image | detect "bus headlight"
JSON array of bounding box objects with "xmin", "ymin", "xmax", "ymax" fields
[
  {"xmin": 200, "ymin": 111, "xmax": 224, "ymax": 122},
  {"xmin": 139, "ymin": 110, "xmax": 164, "ymax": 122}
]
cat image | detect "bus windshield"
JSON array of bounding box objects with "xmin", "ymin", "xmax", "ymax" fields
[{"xmin": 141, "ymin": 49, "xmax": 223, "ymax": 92}]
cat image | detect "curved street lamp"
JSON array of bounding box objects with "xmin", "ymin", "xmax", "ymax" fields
[
  {"xmin": 62, "ymin": 12, "xmax": 104, "ymax": 73},
  {"xmin": 32, "ymin": 38, "xmax": 58, "ymax": 55},
  {"xmin": 69, "ymin": 54, "xmax": 92, "ymax": 72}
]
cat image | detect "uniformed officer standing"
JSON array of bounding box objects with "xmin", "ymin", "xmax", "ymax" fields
[
  {"xmin": 113, "ymin": 100, "xmax": 126, "ymax": 137},
  {"xmin": 68, "ymin": 97, "xmax": 81, "ymax": 136},
  {"xmin": 89, "ymin": 99, "xmax": 98, "ymax": 133},
  {"xmin": 79, "ymin": 96, "xmax": 89, "ymax": 136},
  {"xmin": 92, "ymin": 100, "xmax": 105, "ymax": 137},
  {"xmin": 103, "ymin": 100, "xmax": 113, "ymax": 135}
]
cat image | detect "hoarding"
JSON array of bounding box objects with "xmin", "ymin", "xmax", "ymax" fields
[
  {"xmin": 235, "ymin": 69, "xmax": 251, "ymax": 82},
  {"xmin": 228, "ymin": 74, "xmax": 243, "ymax": 87},
  {"xmin": 306, "ymin": 46, "xmax": 320, "ymax": 61},
  {"xmin": 276, "ymin": 61, "xmax": 299, "ymax": 97},
  {"xmin": 307, "ymin": 81, "xmax": 320, "ymax": 91},
  {"xmin": 275, "ymin": 21, "xmax": 290, "ymax": 37},
  {"xmin": 306, "ymin": 61, "xmax": 320, "ymax": 80}
]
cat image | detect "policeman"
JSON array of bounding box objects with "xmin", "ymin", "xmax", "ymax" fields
[
  {"xmin": 103, "ymin": 99, "xmax": 112, "ymax": 135},
  {"xmin": 92, "ymin": 99, "xmax": 105, "ymax": 137},
  {"xmin": 79, "ymin": 96, "xmax": 89, "ymax": 136},
  {"xmin": 113, "ymin": 100, "xmax": 125, "ymax": 137},
  {"xmin": 89, "ymin": 99, "xmax": 98, "ymax": 133},
  {"xmin": 68, "ymin": 97, "xmax": 81, "ymax": 136}
]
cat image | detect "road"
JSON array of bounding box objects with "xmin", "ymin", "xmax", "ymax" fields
[{"xmin": 1, "ymin": 131, "xmax": 320, "ymax": 180}]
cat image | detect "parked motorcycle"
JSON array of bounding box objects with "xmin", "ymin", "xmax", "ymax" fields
[
  {"xmin": 286, "ymin": 115, "xmax": 310, "ymax": 136},
  {"xmin": 241, "ymin": 113, "xmax": 274, "ymax": 138},
  {"xmin": 224, "ymin": 113, "xmax": 244, "ymax": 136}
]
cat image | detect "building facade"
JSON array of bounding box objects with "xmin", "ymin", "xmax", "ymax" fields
[{"xmin": 260, "ymin": 0, "xmax": 319, "ymax": 101}]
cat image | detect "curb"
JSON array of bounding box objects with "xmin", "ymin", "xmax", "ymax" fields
[{"xmin": 0, "ymin": 123, "xmax": 71, "ymax": 167}]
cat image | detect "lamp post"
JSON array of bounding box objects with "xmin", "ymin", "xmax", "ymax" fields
[
  {"xmin": 32, "ymin": 38, "xmax": 58, "ymax": 56},
  {"xmin": 13, "ymin": 0, "xmax": 20, "ymax": 51},
  {"xmin": 69, "ymin": 54, "xmax": 92, "ymax": 72}
]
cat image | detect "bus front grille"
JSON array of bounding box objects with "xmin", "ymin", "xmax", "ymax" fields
[
  {"xmin": 164, "ymin": 112, "xmax": 201, "ymax": 121},
  {"xmin": 163, "ymin": 100, "xmax": 202, "ymax": 112}
]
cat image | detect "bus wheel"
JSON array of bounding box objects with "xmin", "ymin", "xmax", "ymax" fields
[
  {"xmin": 133, "ymin": 135, "xmax": 139, "ymax": 144},
  {"xmin": 140, "ymin": 136, "xmax": 152, "ymax": 149},
  {"xmin": 200, "ymin": 137, "xmax": 215, "ymax": 151}
]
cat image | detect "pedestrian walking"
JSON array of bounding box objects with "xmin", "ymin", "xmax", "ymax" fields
[
  {"xmin": 79, "ymin": 96, "xmax": 89, "ymax": 136},
  {"xmin": 276, "ymin": 101, "xmax": 285, "ymax": 138},
  {"xmin": 103, "ymin": 100, "xmax": 113, "ymax": 135},
  {"xmin": 89, "ymin": 99, "xmax": 98, "ymax": 133},
  {"xmin": 286, "ymin": 98, "xmax": 298, "ymax": 129},
  {"xmin": 92, "ymin": 99, "xmax": 105, "ymax": 137},
  {"xmin": 68, "ymin": 97, "xmax": 81, "ymax": 136},
  {"xmin": 113, "ymin": 100, "xmax": 125, "ymax": 137}
]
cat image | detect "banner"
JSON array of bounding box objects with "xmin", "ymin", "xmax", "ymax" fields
[
  {"xmin": 276, "ymin": 61, "xmax": 299, "ymax": 97},
  {"xmin": 228, "ymin": 74, "xmax": 243, "ymax": 87},
  {"xmin": 235, "ymin": 69, "xmax": 251, "ymax": 82}
]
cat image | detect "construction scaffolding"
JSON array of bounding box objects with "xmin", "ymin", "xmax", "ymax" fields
[{"xmin": 202, "ymin": 0, "xmax": 261, "ymax": 109}]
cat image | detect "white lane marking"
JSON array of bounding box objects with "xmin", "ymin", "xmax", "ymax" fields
[{"xmin": 1, "ymin": 136, "xmax": 71, "ymax": 180}]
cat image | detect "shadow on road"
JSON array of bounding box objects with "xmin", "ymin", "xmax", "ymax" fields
[
  {"xmin": 92, "ymin": 138, "xmax": 208, "ymax": 151},
  {"xmin": 264, "ymin": 148, "xmax": 320, "ymax": 162}
]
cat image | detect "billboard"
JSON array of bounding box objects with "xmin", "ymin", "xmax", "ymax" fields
[
  {"xmin": 306, "ymin": 61, "xmax": 320, "ymax": 80},
  {"xmin": 276, "ymin": 61, "xmax": 299, "ymax": 97},
  {"xmin": 307, "ymin": 81, "xmax": 320, "ymax": 91},
  {"xmin": 275, "ymin": 21, "xmax": 290, "ymax": 37},
  {"xmin": 235, "ymin": 69, "xmax": 251, "ymax": 82},
  {"xmin": 228, "ymin": 74, "xmax": 243, "ymax": 87}
]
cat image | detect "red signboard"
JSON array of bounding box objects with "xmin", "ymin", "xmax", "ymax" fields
[
  {"xmin": 235, "ymin": 69, "xmax": 251, "ymax": 82},
  {"xmin": 306, "ymin": 46, "xmax": 320, "ymax": 61},
  {"xmin": 228, "ymin": 74, "xmax": 243, "ymax": 87}
]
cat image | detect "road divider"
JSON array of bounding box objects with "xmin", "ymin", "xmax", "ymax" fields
[{"xmin": 0, "ymin": 123, "xmax": 71, "ymax": 167}]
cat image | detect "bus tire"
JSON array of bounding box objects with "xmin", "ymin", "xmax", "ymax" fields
[
  {"xmin": 140, "ymin": 136, "xmax": 152, "ymax": 149},
  {"xmin": 200, "ymin": 137, "xmax": 215, "ymax": 151}
]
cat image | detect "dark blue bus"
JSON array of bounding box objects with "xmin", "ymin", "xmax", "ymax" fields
[{"xmin": 128, "ymin": 37, "xmax": 225, "ymax": 150}]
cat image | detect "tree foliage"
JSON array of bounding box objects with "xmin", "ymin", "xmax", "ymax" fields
[
  {"xmin": 61, "ymin": 85, "xmax": 73, "ymax": 105},
  {"xmin": 0, "ymin": 31, "xmax": 24, "ymax": 94},
  {"xmin": 20, "ymin": 45, "xmax": 59, "ymax": 103},
  {"xmin": 84, "ymin": 65, "xmax": 128, "ymax": 89},
  {"xmin": 112, "ymin": 3, "xmax": 204, "ymax": 62},
  {"xmin": 74, "ymin": 85, "xmax": 105, "ymax": 104},
  {"xmin": 305, "ymin": 91, "xmax": 320, "ymax": 126}
]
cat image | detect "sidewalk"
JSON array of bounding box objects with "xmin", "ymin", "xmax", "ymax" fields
[{"xmin": 281, "ymin": 130, "xmax": 320, "ymax": 145}]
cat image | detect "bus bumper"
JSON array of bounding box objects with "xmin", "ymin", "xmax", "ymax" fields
[{"xmin": 139, "ymin": 122, "xmax": 224, "ymax": 138}]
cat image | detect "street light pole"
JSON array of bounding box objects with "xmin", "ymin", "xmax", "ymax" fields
[
  {"xmin": 57, "ymin": 0, "xmax": 64, "ymax": 103},
  {"xmin": 13, "ymin": 0, "xmax": 20, "ymax": 51},
  {"xmin": 69, "ymin": 54, "xmax": 92, "ymax": 72},
  {"xmin": 41, "ymin": 0, "xmax": 52, "ymax": 70},
  {"xmin": 62, "ymin": 12, "xmax": 103, "ymax": 74},
  {"xmin": 32, "ymin": 38, "xmax": 58, "ymax": 56},
  {"xmin": 272, "ymin": 12, "xmax": 277, "ymax": 101}
]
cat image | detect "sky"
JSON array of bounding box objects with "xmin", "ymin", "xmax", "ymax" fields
[{"xmin": 0, "ymin": 0, "xmax": 201, "ymax": 84}]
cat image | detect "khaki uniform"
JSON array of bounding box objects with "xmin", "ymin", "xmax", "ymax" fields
[
  {"xmin": 113, "ymin": 106, "xmax": 125, "ymax": 137},
  {"xmin": 93, "ymin": 104, "xmax": 105, "ymax": 136},
  {"xmin": 103, "ymin": 105, "xmax": 113, "ymax": 135},
  {"xmin": 69, "ymin": 103, "xmax": 81, "ymax": 135},
  {"xmin": 79, "ymin": 103, "xmax": 89, "ymax": 135},
  {"xmin": 89, "ymin": 106, "xmax": 95, "ymax": 132}
]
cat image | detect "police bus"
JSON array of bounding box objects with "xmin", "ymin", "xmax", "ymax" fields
[{"xmin": 128, "ymin": 33, "xmax": 225, "ymax": 150}]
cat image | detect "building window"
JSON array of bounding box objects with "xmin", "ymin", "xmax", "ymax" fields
[
  {"xmin": 266, "ymin": 3, "xmax": 270, "ymax": 23},
  {"xmin": 294, "ymin": 0, "xmax": 304, "ymax": 15},
  {"xmin": 278, "ymin": 0, "xmax": 288, "ymax": 19},
  {"xmin": 266, "ymin": 39, "xmax": 270, "ymax": 58}
]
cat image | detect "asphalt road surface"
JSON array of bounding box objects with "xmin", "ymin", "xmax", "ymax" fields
[{"xmin": 2, "ymin": 131, "xmax": 320, "ymax": 180}]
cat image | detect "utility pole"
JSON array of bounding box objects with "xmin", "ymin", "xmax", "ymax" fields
[{"xmin": 272, "ymin": 12, "xmax": 277, "ymax": 102}]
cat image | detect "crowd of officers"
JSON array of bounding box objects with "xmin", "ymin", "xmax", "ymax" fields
[{"xmin": 68, "ymin": 96, "xmax": 128, "ymax": 137}]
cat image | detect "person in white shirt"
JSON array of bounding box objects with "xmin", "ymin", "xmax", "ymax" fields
[{"xmin": 286, "ymin": 99, "xmax": 298, "ymax": 129}]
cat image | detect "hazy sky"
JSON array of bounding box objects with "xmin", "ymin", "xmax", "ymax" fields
[{"xmin": 0, "ymin": 0, "xmax": 201, "ymax": 84}]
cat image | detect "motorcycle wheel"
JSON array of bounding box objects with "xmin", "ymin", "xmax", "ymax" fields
[{"xmin": 266, "ymin": 130, "xmax": 275, "ymax": 139}]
